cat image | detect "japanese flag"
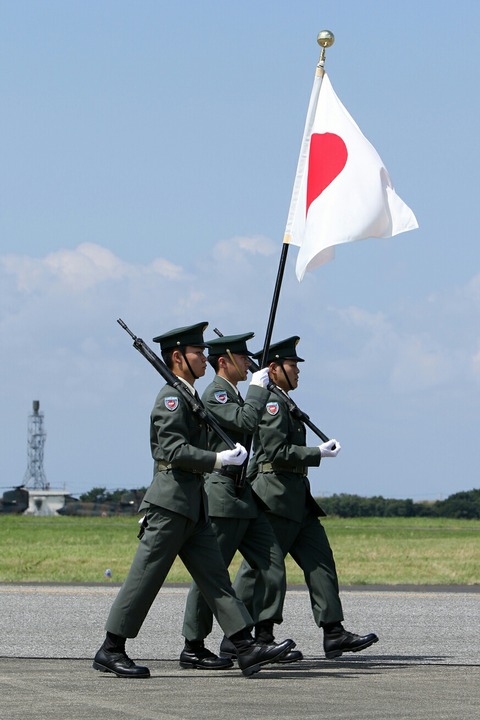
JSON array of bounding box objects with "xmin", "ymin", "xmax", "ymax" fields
[{"xmin": 285, "ymin": 71, "xmax": 418, "ymax": 281}]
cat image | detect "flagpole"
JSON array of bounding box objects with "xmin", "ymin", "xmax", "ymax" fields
[{"xmin": 259, "ymin": 30, "xmax": 335, "ymax": 367}]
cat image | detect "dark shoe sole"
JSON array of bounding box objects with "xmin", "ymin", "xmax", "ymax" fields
[
  {"xmin": 325, "ymin": 635, "xmax": 379, "ymax": 660},
  {"xmin": 240, "ymin": 641, "xmax": 295, "ymax": 677},
  {"xmin": 179, "ymin": 660, "xmax": 233, "ymax": 670},
  {"xmin": 219, "ymin": 650, "xmax": 236, "ymax": 660},
  {"xmin": 276, "ymin": 649, "xmax": 304, "ymax": 664},
  {"xmin": 221, "ymin": 648, "xmax": 303, "ymax": 665},
  {"xmin": 92, "ymin": 660, "xmax": 150, "ymax": 678}
]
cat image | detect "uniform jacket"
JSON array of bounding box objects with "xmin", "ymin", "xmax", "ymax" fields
[
  {"xmin": 140, "ymin": 382, "xmax": 217, "ymax": 520},
  {"xmin": 249, "ymin": 389, "xmax": 326, "ymax": 522},
  {"xmin": 201, "ymin": 376, "xmax": 269, "ymax": 519}
]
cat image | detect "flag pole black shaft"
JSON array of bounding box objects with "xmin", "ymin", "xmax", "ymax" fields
[
  {"xmin": 256, "ymin": 243, "xmax": 334, "ymax": 446},
  {"xmin": 259, "ymin": 33, "xmax": 335, "ymax": 368},
  {"xmin": 259, "ymin": 243, "xmax": 290, "ymax": 367}
]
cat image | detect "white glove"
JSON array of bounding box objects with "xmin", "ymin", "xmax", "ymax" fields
[
  {"xmin": 218, "ymin": 442, "xmax": 248, "ymax": 466},
  {"xmin": 319, "ymin": 439, "xmax": 341, "ymax": 458},
  {"xmin": 250, "ymin": 367, "xmax": 270, "ymax": 388}
]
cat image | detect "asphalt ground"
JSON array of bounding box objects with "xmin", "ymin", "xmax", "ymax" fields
[{"xmin": 1, "ymin": 583, "xmax": 479, "ymax": 720}]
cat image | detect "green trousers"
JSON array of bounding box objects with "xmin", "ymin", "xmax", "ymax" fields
[
  {"xmin": 182, "ymin": 512, "xmax": 286, "ymax": 642},
  {"xmin": 234, "ymin": 511, "xmax": 344, "ymax": 627},
  {"xmin": 105, "ymin": 505, "xmax": 253, "ymax": 638}
]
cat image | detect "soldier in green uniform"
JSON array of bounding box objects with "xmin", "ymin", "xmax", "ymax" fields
[
  {"xmin": 180, "ymin": 333, "xmax": 302, "ymax": 669},
  {"xmin": 233, "ymin": 336, "xmax": 379, "ymax": 659},
  {"xmin": 92, "ymin": 323, "xmax": 295, "ymax": 678}
]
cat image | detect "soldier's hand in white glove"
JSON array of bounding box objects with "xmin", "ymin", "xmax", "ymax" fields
[
  {"xmin": 249, "ymin": 367, "xmax": 270, "ymax": 388},
  {"xmin": 319, "ymin": 439, "xmax": 341, "ymax": 457},
  {"xmin": 218, "ymin": 443, "xmax": 248, "ymax": 466}
]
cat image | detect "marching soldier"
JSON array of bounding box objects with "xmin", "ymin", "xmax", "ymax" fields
[
  {"xmin": 92, "ymin": 323, "xmax": 295, "ymax": 678},
  {"xmin": 180, "ymin": 333, "xmax": 302, "ymax": 668},
  {"xmin": 233, "ymin": 336, "xmax": 379, "ymax": 659}
]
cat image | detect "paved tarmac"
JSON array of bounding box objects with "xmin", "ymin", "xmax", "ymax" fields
[{"xmin": 1, "ymin": 582, "xmax": 479, "ymax": 719}]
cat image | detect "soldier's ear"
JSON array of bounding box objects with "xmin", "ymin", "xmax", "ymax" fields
[
  {"xmin": 171, "ymin": 348, "xmax": 183, "ymax": 367},
  {"xmin": 267, "ymin": 361, "xmax": 278, "ymax": 380}
]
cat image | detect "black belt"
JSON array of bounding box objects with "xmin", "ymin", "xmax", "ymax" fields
[
  {"xmin": 212, "ymin": 468, "xmax": 242, "ymax": 481},
  {"xmin": 155, "ymin": 461, "xmax": 204, "ymax": 476},
  {"xmin": 258, "ymin": 463, "xmax": 307, "ymax": 476}
]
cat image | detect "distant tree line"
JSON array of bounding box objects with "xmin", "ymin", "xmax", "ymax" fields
[
  {"xmin": 79, "ymin": 487, "xmax": 480, "ymax": 520},
  {"xmin": 317, "ymin": 489, "xmax": 480, "ymax": 519},
  {"xmin": 79, "ymin": 487, "xmax": 148, "ymax": 504}
]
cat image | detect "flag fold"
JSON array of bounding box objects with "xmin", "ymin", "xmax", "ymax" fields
[{"xmin": 284, "ymin": 71, "xmax": 418, "ymax": 281}]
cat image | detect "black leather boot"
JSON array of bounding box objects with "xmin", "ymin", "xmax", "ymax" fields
[
  {"xmin": 255, "ymin": 621, "xmax": 303, "ymax": 664},
  {"xmin": 93, "ymin": 632, "xmax": 150, "ymax": 678},
  {"xmin": 323, "ymin": 623, "xmax": 379, "ymax": 659},
  {"xmin": 236, "ymin": 638, "xmax": 297, "ymax": 677},
  {"xmin": 225, "ymin": 629, "xmax": 296, "ymax": 677},
  {"xmin": 180, "ymin": 640, "xmax": 233, "ymax": 670}
]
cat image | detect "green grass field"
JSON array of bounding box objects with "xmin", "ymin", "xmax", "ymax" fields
[{"xmin": 1, "ymin": 515, "xmax": 479, "ymax": 585}]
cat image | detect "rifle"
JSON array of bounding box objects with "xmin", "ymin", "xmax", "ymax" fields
[
  {"xmin": 117, "ymin": 319, "xmax": 237, "ymax": 450},
  {"xmin": 213, "ymin": 328, "xmax": 331, "ymax": 443}
]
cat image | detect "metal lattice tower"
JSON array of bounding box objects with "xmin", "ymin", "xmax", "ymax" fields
[{"xmin": 23, "ymin": 401, "xmax": 49, "ymax": 490}]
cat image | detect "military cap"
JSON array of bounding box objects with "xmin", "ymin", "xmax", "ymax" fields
[
  {"xmin": 252, "ymin": 336, "xmax": 304, "ymax": 364},
  {"xmin": 206, "ymin": 332, "xmax": 255, "ymax": 357},
  {"xmin": 152, "ymin": 322, "xmax": 209, "ymax": 351}
]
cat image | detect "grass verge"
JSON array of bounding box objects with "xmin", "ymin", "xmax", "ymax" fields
[{"xmin": 1, "ymin": 515, "xmax": 479, "ymax": 585}]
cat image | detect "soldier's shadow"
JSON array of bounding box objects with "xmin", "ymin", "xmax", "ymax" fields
[{"xmin": 253, "ymin": 654, "xmax": 454, "ymax": 679}]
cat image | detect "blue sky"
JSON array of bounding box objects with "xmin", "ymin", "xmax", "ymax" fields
[{"xmin": 1, "ymin": 1, "xmax": 479, "ymax": 500}]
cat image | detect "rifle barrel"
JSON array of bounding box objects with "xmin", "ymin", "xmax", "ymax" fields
[{"xmin": 118, "ymin": 319, "xmax": 236, "ymax": 449}]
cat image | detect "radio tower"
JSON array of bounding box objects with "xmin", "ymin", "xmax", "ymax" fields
[{"xmin": 23, "ymin": 400, "xmax": 49, "ymax": 490}]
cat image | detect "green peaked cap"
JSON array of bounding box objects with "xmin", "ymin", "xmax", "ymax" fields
[
  {"xmin": 152, "ymin": 322, "xmax": 209, "ymax": 351},
  {"xmin": 252, "ymin": 336, "xmax": 304, "ymax": 364},
  {"xmin": 206, "ymin": 332, "xmax": 255, "ymax": 356}
]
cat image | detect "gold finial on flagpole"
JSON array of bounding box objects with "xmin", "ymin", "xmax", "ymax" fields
[{"xmin": 317, "ymin": 30, "xmax": 335, "ymax": 69}]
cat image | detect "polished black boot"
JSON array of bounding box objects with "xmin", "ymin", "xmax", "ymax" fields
[
  {"xmin": 93, "ymin": 633, "xmax": 150, "ymax": 678},
  {"xmin": 179, "ymin": 639, "xmax": 233, "ymax": 670},
  {"xmin": 255, "ymin": 621, "xmax": 303, "ymax": 664},
  {"xmin": 226, "ymin": 629, "xmax": 296, "ymax": 677},
  {"xmin": 323, "ymin": 623, "xmax": 379, "ymax": 659}
]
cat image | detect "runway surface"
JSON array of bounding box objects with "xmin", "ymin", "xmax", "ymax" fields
[{"xmin": 1, "ymin": 583, "xmax": 479, "ymax": 719}]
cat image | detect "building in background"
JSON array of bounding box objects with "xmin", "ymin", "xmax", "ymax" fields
[{"xmin": 22, "ymin": 401, "xmax": 70, "ymax": 516}]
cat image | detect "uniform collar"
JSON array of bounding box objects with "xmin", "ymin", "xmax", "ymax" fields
[
  {"xmin": 215, "ymin": 374, "xmax": 240, "ymax": 396},
  {"xmin": 176, "ymin": 376, "xmax": 196, "ymax": 396}
]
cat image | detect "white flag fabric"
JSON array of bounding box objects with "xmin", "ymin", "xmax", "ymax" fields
[{"xmin": 284, "ymin": 71, "xmax": 418, "ymax": 281}]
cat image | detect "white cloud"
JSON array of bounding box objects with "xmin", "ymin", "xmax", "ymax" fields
[
  {"xmin": 314, "ymin": 284, "xmax": 480, "ymax": 395},
  {"xmin": 211, "ymin": 235, "xmax": 277, "ymax": 263},
  {"xmin": 236, "ymin": 235, "xmax": 277, "ymax": 256},
  {"xmin": 1, "ymin": 240, "xmax": 479, "ymax": 499},
  {"xmin": 2, "ymin": 244, "xmax": 479, "ymax": 397},
  {"xmin": 1, "ymin": 242, "xmax": 185, "ymax": 294},
  {"xmin": 390, "ymin": 335, "xmax": 454, "ymax": 392}
]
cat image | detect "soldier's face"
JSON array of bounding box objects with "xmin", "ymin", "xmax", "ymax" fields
[
  {"xmin": 270, "ymin": 360, "xmax": 300, "ymax": 391},
  {"xmin": 283, "ymin": 360, "xmax": 300, "ymax": 389},
  {"xmin": 229, "ymin": 353, "xmax": 250, "ymax": 381},
  {"xmin": 183, "ymin": 345, "xmax": 207, "ymax": 379},
  {"xmin": 218, "ymin": 353, "xmax": 250, "ymax": 383}
]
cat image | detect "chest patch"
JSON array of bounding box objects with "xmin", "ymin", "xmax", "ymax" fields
[
  {"xmin": 164, "ymin": 396, "xmax": 179, "ymax": 412},
  {"xmin": 266, "ymin": 401, "xmax": 279, "ymax": 416},
  {"xmin": 214, "ymin": 391, "xmax": 228, "ymax": 404}
]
